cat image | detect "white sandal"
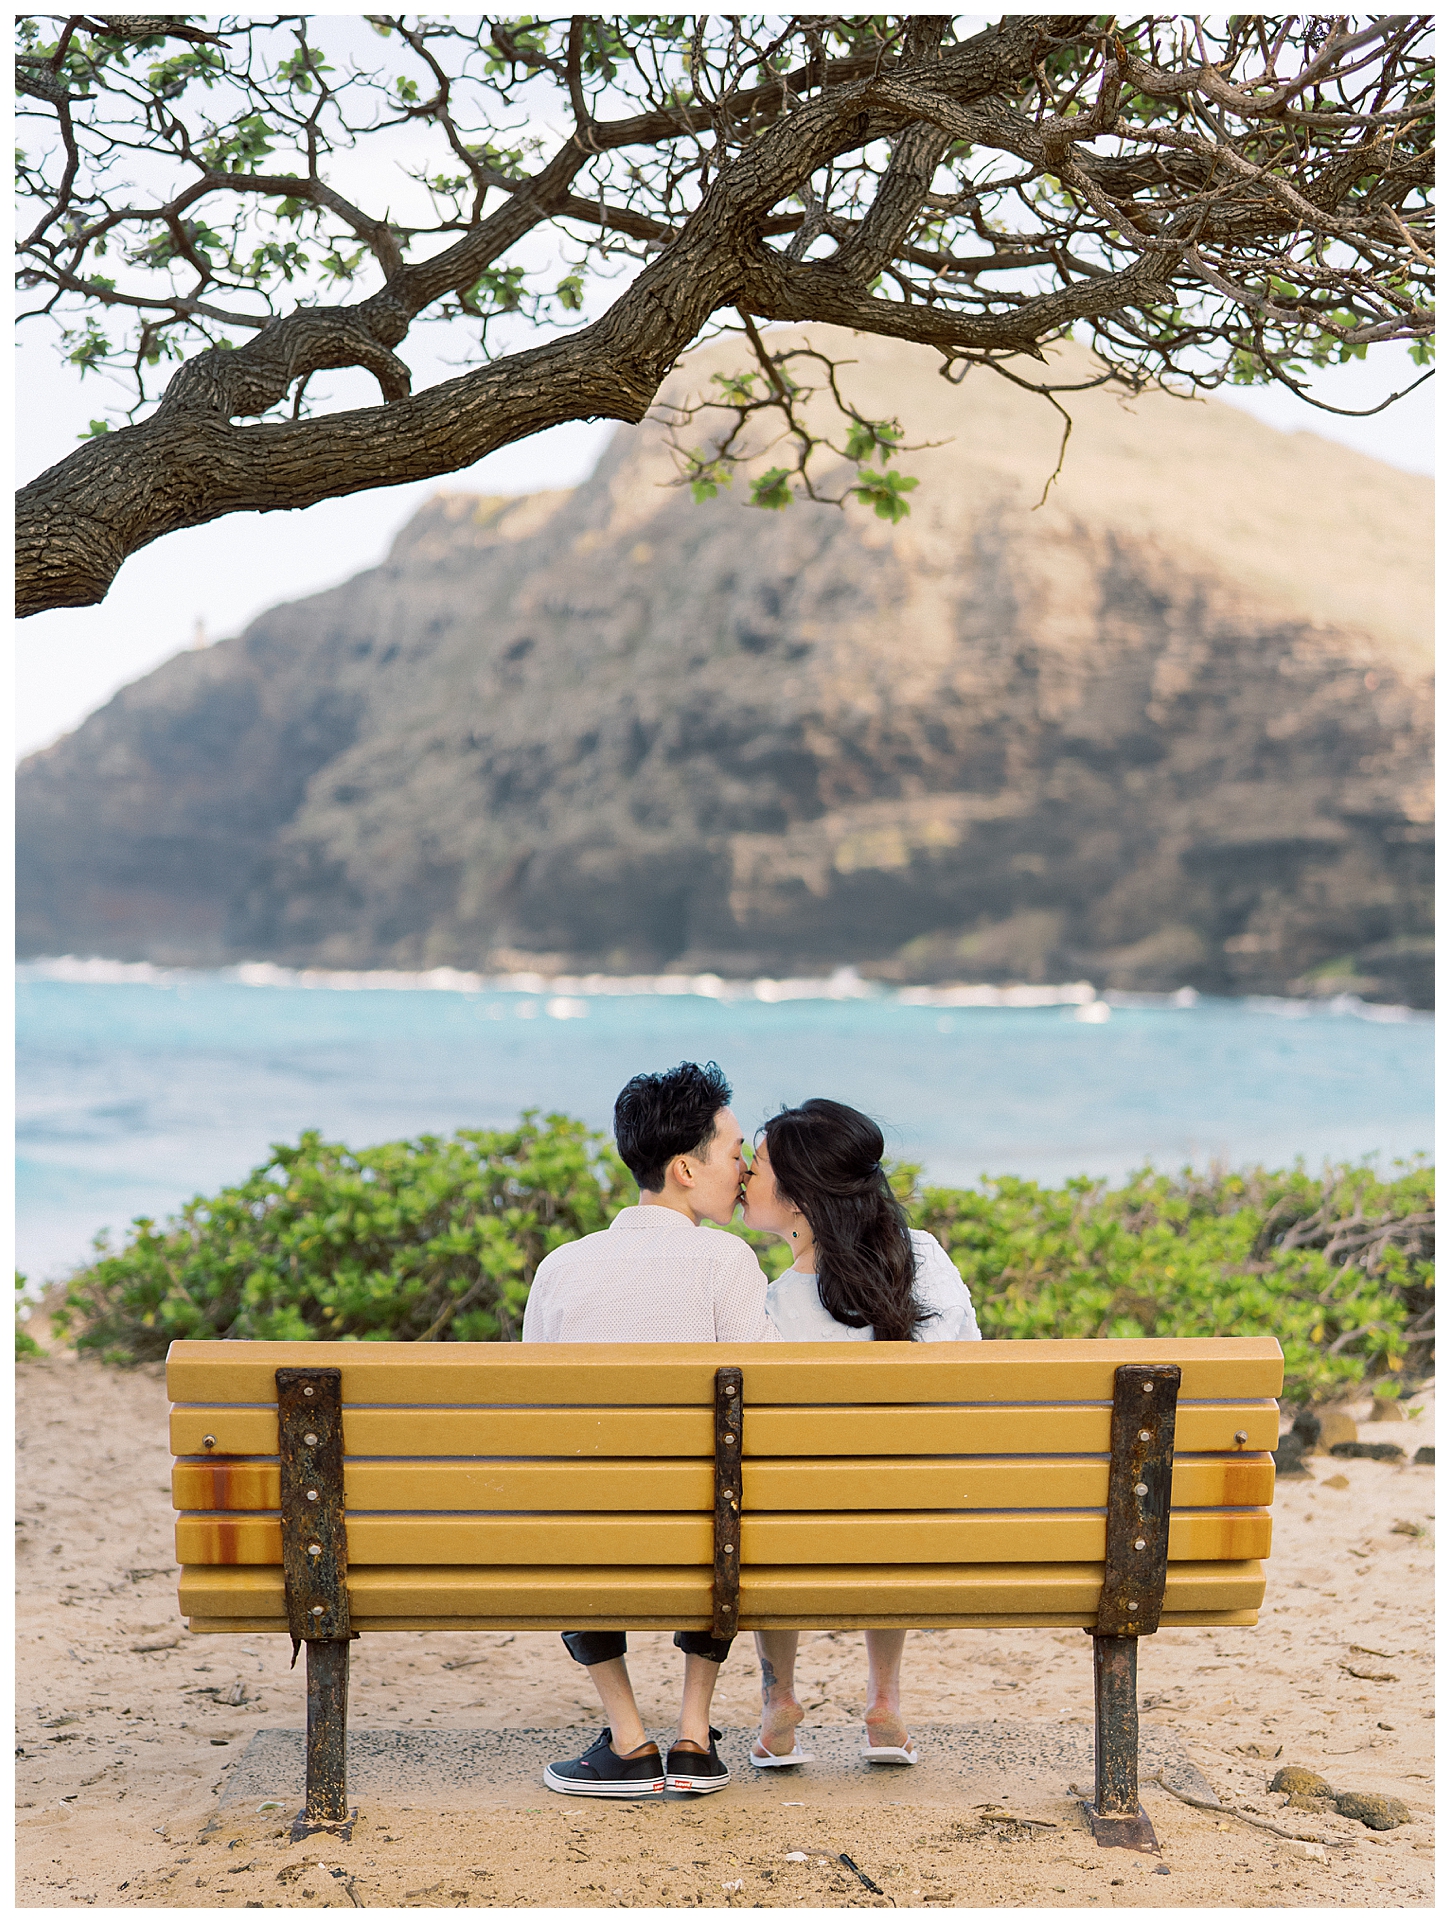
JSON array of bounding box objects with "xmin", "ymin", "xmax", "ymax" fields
[
  {"xmin": 860, "ymin": 1726, "xmax": 917, "ymax": 1765},
  {"xmin": 750, "ymin": 1738, "xmax": 814, "ymax": 1768}
]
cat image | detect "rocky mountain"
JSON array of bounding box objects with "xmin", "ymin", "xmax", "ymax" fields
[{"xmin": 17, "ymin": 330, "xmax": 1433, "ymax": 1005}]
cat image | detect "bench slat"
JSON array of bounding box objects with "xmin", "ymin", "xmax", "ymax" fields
[
  {"xmin": 169, "ymin": 1400, "xmax": 1281, "ymax": 1459},
  {"xmin": 187, "ymin": 1609, "xmax": 1262, "ymax": 1632},
  {"xmin": 164, "ymin": 1336, "xmax": 1284, "ymax": 1406},
  {"xmin": 172, "ymin": 1454, "xmax": 1275, "ymax": 1515},
  {"xmin": 175, "ymin": 1507, "xmax": 1270, "ymax": 1568},
  {"xmin": 178, "ymin": 1556, "xmax": 1266, "ymax": 1621}
]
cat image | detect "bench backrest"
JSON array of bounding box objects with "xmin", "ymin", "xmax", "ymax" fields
[{"xmin": 169, "ymin": 1336, "xmax": 1281, "ymax": 1634}]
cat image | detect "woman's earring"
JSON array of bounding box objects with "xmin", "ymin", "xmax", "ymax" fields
[{"xmin": 791, "ymin": 1231, "xmax": 797, "ymax": 1240}]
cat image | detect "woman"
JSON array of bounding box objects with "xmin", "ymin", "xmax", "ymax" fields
[{"xmin": 740, "ymin": 1098, "xmax": 981, "ymax": 1769}]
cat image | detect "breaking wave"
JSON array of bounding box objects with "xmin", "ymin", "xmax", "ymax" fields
[{"xmin": 15, "ymin": 954, "xmax": 1430, "ymax": 1021}]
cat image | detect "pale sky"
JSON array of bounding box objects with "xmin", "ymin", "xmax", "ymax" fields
[{"xmin": 15, "ymin": 324, "xmax": 1434, "ymax": 761}]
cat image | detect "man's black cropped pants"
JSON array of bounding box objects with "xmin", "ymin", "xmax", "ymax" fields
[{"xmin": 562, "ymin": 1629, "xmax": 734, "ymax": 1666}]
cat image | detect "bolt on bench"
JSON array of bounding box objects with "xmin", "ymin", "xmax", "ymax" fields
[{"xmin": 168, "ymin": 1335, "xmax": 1280, "ymax": 1851}]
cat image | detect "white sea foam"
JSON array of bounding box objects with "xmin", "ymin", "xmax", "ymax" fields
[
  {"xmin": 1103, "ymin": 987, "xmax": 1201, "ymax": 1010},
  {"xmin": 15, "ymin": 956, "xmax": 1431, "ymax": 1020},
  {"xmin": 1337, "ymin": 996, "xmax": 1429, "ymax": 1025},
  {"xmin": 18, "ymin": 955, "xmax": 195, "ymax": 986},
  {"xmin": 15, "ymin": 957, "xmax": 882, "ymax": 1004},
  {"xmin": 236, "ymin": 961, "xmax": 491, "ymax": 993},
  {"xmin": 896, "ymin": 980, "xmax": 1096, "ymax": 1008},
  {"xmin": 1242, "ymin": 991, "xmax": 1428, "ymax": 1024}
]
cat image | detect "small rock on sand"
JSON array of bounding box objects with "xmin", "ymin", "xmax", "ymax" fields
[
  {"xmin": 1330, "ymin": 1440, "xmax": 1405, "ymax": 1463},
  {"xmin": 1270, "ymin": 1766, "xmax": 1334, "ymax": 1800},
  {"xmin": 1334, "ymin": 1791, "xmax": 1412, "ymax": 1831}
]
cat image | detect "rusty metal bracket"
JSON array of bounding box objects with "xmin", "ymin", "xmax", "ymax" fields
[
  {"xmin": 1082, "ymin": 1362, "xmax": 1182, "ymax": 1854},
  {"xmin": 277, "ymin": 1366, "xmax": 355, "ymax": 1826},
  {"xmin": 1096, "ymin": 1363, "xmax": 1180, "ymax": 1638},
  {"xmin": 277, "ymin": 1367, "xmax": 353, "ymax": 1650},
  {"xmin": 711, "ymin": 1366, "xmax": 743, "ymax": 1641}
]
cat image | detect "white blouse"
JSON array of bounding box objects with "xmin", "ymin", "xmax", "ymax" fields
[{"xmin": 765, "ymin": 1229, "xmax": 982, "ymax": 1342}]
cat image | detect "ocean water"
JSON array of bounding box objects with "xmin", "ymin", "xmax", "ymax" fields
[{"xmin": 15, "ymin": 961, "xmax": 1433, "ymax": 1284}]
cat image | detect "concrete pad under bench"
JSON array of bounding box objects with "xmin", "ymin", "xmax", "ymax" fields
[{"xmin": 219, "ymin": 1720, "xmax": 1219, "ymax": 1812}]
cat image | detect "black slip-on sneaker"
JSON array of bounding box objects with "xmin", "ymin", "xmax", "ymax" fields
[
  {"xmin": 543, "ymin": 1728, "xmax": 665, "ymax": 1798},
  {"xmin": 665, "ymin": 1727, "xmax": 731, "ymax": 1795}
]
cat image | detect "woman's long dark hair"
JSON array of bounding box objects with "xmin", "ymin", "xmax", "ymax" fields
[{"xmin": 762, "ymin": 1098, "xmax": 927, "ymax": 1342}]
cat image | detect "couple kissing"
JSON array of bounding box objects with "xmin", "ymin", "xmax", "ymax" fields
[{"xmin": 521, "ymin": 1059, "xmax": 981, "ymax": 1799}]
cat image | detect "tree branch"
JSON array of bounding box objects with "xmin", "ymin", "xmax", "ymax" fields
[
  {"xmin": 15, "ymin": 12, "xmax": 1432, "ymax": 615},
  {"xmin": 736, "ymin": 243, "xmax": 1170, "ymax": 355}
]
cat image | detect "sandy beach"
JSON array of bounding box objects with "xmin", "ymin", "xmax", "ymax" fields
[{"xmin": 16, "ymin": 1347, "xmax": 1434, "ymax": 1909}]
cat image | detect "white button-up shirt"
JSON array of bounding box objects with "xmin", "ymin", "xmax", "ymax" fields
[{"xmin": 521, "ymin": 1205, "xmax": 778, "ymax": 1343}]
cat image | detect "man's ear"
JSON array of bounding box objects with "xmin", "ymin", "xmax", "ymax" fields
[{"xmin": 669, "ymin": 1154, "xmax": 695, "ymax": 1191}]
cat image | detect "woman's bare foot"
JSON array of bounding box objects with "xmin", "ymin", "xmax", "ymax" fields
[
  {"xmin": 752, "ymin": 1696, "xmax": 805, "ymax": 1760},
  {"xmin": 863, "ymin": 1708, "xmax": 913, "ymax": 1753}
]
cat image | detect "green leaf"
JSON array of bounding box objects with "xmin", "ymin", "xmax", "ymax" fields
[
  {"xmin": 461, "ymin": 264, "xmax": 527, "ymax": 314},
  {"xmin": 683, "ymin": 449, "xmax": 731, "ymax": 502},
  {"xmin": 749, "ymin": 467, "xmax": 794, "ymax": 511},
  {"xmin": 245, "ymin": 239, "xmax": 309, "ymax": 284},
  {"xmin": 276, "ymin": 46, "xmax": 331, "ymax": 92},
  {"xmin": 201, "ymin": 113, "xmax": 275, "ymax": 174},
  {"xmin": 319, "ymin": 245, "xmax": 366, "ymax": 283},
  {"xmin": 63, "ymin": 319, "xmax": 112, "ymax": 375},
  {"xmin": 851, "ymin": 466, "xmax": 919, "ymax": 523},
  {"xmin": 711, "ymin": 371, "xmax": 758, "ymax": 404},
  {"xmin": 844, "ymin": 417, "xmax": 903, "ymax": 463}
]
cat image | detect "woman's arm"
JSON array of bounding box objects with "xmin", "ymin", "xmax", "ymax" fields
[{"xmin": 912, "ymin": 1231, "xmax": 982, "ymax": 1342}]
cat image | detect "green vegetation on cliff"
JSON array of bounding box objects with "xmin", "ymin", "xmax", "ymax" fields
[{"xmin": 52, "ymin": 1116, "xmax": 1432, "ymax": 1402}]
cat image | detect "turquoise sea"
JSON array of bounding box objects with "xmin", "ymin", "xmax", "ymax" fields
[{"xmin": 15, "ymin": 961, "xmax": 1433, "ymax": 1284}]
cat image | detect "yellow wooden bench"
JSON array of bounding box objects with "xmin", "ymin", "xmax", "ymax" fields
[{"xmin": 168, "ymin": 1334, "xmax": 1280, "ymax": 1850}]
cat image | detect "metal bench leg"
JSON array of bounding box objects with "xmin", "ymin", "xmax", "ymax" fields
[
  {"xmin": 1081, "ymin": 1361, "xmax": 1180, "ymax": 1855},
  {"xmin": 1084, "ymin": 1637, "xmax": 1158, "ymax": 1853},
  {"xmin": 1088, "ymin": 1637, "xmax": 1150, "ymax": 1825},
  {"xmin": 306, "ymin": 1639, "xmax": 351, "ymax": 1823}
]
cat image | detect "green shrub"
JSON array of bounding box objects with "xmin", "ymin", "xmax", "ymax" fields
[
  {"xmin": 915, "ymin": 1160, "xmax": 1434, "ymax": 1403},
  {"xmin": 15, "ymin": 1273, "xmax": 42, "ymax": 1359},
  {"xmin": 56, "ymin": 1119, "xmax": 1432, "ymax": 1403},
  {"xmin": 56, "ymin": 1114, "xmax": 633, "ymax": 1363}
]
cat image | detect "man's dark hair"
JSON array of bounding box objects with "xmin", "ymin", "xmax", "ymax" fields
[{"xmin": 613, "ymin": 1061, "xmax": 732, "ymax": 1193}]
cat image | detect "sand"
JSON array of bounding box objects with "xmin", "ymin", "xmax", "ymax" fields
[{"xmin": 16, "ymin": 1350, "xmax": 1434, "ymax": 1909}]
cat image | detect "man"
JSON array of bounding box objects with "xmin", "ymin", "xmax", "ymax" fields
[{"xmin": 523, "ymin": 1059, "xmax": 774, "ymax": 1799}]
